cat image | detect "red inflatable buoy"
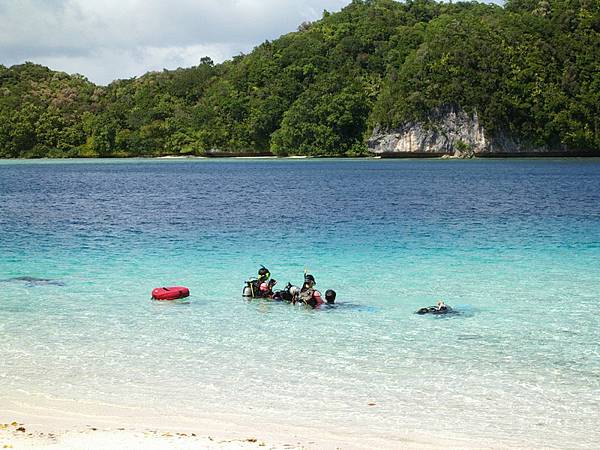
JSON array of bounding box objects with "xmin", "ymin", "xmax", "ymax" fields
[{"xmin": 152, "ymin": 286, "xmax": 190, "ymax": 301}]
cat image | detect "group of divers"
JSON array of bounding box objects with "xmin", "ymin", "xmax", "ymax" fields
[
  {"xmin": 1, "ymin": 273, "xmax": 454, "ymax": 314},
  {"xmin": 243, "ymin": 266, "xmax": 454, "ymax": 314}
]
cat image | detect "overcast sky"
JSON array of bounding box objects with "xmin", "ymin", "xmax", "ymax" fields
[{"xmin": 0, "ymin": 0, "xmax": 503, "ymax": 85}]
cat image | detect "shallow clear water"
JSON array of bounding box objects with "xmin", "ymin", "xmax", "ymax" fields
[{"xmin": 1, "ymin": 158, "xmax": 599, "ymax": 448}]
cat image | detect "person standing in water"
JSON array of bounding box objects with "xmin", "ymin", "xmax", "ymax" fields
[
  {"xmin": 245, "ymin": 266, "xmax": 276, "ymax": 298},
  {"xmin": 297, "ymin": 273, "xmax": 323, "ymax": 308}
]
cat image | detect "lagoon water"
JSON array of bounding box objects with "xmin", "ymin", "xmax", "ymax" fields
[{"xmin": 1, "ymin": 158, "xmax": 599, "ymax": 448}]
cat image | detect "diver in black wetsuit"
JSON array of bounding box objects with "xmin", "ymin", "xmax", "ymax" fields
[
  {"xmin": 416, "ymin": 300, "xmax": 453, "ymax": 315},
  {"xmin": 272, "ymin": 283, "xmax": 300, "ymax": 302},
  {"xmin": 297, "ymin": 274, "xmax": 323, "ymax": 308},
  {"xmin": 243, "ymin": 266, "xmax": 277, "ymax": 298},
  {"xmin": 325, "ymin": 289, "xmax": 336, "ymax": 305}
]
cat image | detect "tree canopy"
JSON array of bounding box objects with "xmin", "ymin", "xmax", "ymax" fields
[{"xmin": 1, "ymin": 0, "xmax": 598, "ymax": 158}]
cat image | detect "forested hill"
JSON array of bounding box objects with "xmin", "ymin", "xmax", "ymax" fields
[{"xmin": 1, "ymin": 0, "xmax": 599, "ymax": 158}]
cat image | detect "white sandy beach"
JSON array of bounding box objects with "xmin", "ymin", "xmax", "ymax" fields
[
  {"xmin": 0, "ymin": 420, "xmax": 503, "ymax": 450},
  {"xmin": 0, "ymin": 396, "xmax": 504, "ymax": 450}
]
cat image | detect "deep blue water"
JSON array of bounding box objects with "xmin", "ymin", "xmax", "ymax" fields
[{"xmin": 1, "ymin": 158, "xmax": 599, "ymax": 448}]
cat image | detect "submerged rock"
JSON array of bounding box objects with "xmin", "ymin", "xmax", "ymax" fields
[{"xmin": 0, "ymin": 276, "xmax": 65, "ymax": 287}]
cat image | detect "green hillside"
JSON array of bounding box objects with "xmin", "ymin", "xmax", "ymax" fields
[{"xmin": 1, "ymin": 0, "xmax": 598, "ymax": 158}]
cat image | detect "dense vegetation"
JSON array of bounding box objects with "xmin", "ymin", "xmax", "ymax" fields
[{"xmin": 1, "ymin": 0, "xmax": 599, "ymax": 158}]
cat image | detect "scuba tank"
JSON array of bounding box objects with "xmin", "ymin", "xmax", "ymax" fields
[
  {"xmin": 243, "ymin": 266, "xmax": 270, "ymax": 298},
  {"xmin": 273, "ymin": 282, "xmax": 298, "ymax": 302},
  {"xmin": 242, "ymin": 281, "xmax": 254, "ymax": 297}
]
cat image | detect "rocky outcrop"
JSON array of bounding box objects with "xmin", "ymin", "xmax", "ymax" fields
[
  {"xmin": 367, "ymin": 106, "xmax": 596, "ymax": 158},
  {"xmin": 368, "ymin": 107, "xmax": 486, "ymax": 157}
]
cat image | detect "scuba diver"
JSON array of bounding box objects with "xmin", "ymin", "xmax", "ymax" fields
[
  {"xmin": 325, "ymin": 289, "xmax": 336, "ymax": 305},
  {"xmin": 320, "ymin": 289, "xmax": 338, "ymax": 309},
  {"xmin": 243, "ymin": 266, "xmax": 277, "ymax": 299},
  {"xmin": 296, "ymin": 273, "xmax": 323, "ymax": 308},
  {"xmin": 243, "ymin": 268, "xmax": 338, "ymax": 311},
  {"xmin": 272, "ymin": 283, "xmax": 300, "ymax": 302},
  {"xmin": 416, "ymin": 300, "xmax": 454, "ymax": 315}
]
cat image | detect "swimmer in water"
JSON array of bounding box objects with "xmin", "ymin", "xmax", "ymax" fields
[
  {"xmin": 416, "ymin": 300, "xmax": 453, "ymax": 315},
  {"xmin": 325, "ymin": 289, "xmax": 336, "ymax": 305}
]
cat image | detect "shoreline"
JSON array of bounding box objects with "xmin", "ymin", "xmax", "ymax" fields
[
  {"xmin": 0, "ymin": 418, "xmax": 506, "ymax": 450},
  {"xmin": 0, "ymin": 419, "xmax": 482, "ymax": 450},
  {"xmin": 0, "ymin": 396, "xmax": 505, "ymax": 450},
  {"xmin": 1, "ymin": 154, "xmax": 600, "ymax": 163},
  {"xmin": 1, "ymin": 151, "xmax": 600, "ymax": 162}
]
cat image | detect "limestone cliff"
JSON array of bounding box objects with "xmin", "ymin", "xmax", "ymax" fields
[{"xmin": 367, "ymin": 107, "xmax": 595, "ymax": 158}]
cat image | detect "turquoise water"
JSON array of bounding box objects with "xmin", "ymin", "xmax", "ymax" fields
[{"xmin": 1, "ymin": 158, "xmax": 599, "ymax": 447}]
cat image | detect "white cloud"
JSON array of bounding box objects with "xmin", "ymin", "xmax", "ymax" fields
[
  {"xmin": 32, "ymin": 43, "xmax": 237, "ymax": 84},
  {"xmin": 0, "ymin": 0, "xmax": 502, "ymax": 84},
  {"xmin": 0, "ymin": 0, "xmax": 349, "ymax": 83}
]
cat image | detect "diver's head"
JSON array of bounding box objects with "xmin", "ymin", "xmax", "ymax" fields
[
  {"xmin": 325, "ymin": 289, "xmax": 336, "ymax": 304},
  {"xmin": 258, "ymin": 266, "xmax": 270, "ymax": 280},
  {"xmin": 304, "ymin": 274, "xmax": 316, "ymax": 287}
]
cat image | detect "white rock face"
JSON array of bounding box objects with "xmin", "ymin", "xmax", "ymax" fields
[
  {"xmin": 369, "ymin": 107, "xmax": 490, "ymax": 157},
  {"xmin": 366, "ymin": 106, "xmax": 574, "ymax": 157}
]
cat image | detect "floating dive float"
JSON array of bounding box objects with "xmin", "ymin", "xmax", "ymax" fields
[{"xmin": 151, "ymin": 286, "xmax": 190, "ymax": 301}]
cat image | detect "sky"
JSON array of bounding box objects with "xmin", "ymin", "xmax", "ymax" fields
[{"xmin": 0, "ymin": 0, "xmax": 503, "ymax": 85}]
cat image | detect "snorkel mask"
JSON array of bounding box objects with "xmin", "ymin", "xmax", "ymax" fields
[
  {"xmin": 258, "ymin": 265, "xmax": 270, "ymax": 280},
  {"xmin": 304, "ymin": 274, "xmax": 316, "ymax": 286}
]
